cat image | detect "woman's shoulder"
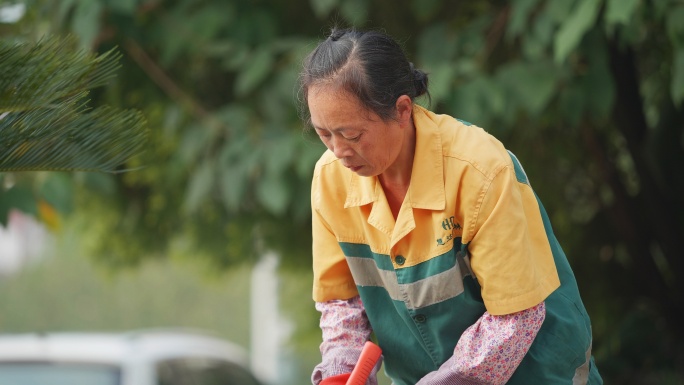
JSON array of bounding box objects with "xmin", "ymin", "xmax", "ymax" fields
[{"xmin": 418, "ymin": 108, "xmax": 512, "ymax": 180}]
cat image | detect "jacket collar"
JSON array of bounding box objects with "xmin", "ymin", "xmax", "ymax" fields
[{"xmin": 343, "ymin": 105, "xmax": 446, "ymax": 211}]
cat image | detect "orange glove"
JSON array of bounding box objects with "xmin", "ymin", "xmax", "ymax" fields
[{"xmin": 320, "ymin": 373, "xmax": 351, "ymax": 385}]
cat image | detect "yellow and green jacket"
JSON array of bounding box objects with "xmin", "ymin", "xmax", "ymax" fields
[{"xmin": 312, "ymin": 105, "xmax": 602, "ymax": 384}]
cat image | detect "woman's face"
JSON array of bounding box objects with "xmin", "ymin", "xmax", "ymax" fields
[{"xmin": 307, "ymin": 86, "xmax": 405, "ymax": 177}]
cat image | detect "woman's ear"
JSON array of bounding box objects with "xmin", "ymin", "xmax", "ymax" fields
[{"xmin": 395, "ymin": 95, "xmax": 413, "ymax": 126}]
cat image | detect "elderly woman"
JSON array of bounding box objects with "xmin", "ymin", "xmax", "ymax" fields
[{"xmin": 300, "ymin": 28, "xmax": 602, "ymax": 385}]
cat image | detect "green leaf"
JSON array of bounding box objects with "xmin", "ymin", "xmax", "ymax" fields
[
  {"xmin": 558, "ymin": 83, "xmax": 585, "ymax": 128},
  {"xmin": 77, "ymin": 171, "xmax": 117, "ymax": 195},
  {"xmin": 341, "ymin": 0, "xmax": 369, "ymax": 26},
  {"xmin": 666, "ymin": 6, "xmax": 684, "ymax": 48},
  {"xmin": 39, "ymin": 173, "xmax": 74, "ymax": 214},
  {"xmin": 219, "ymin": 166, "xmax": 247, "ymax": 211},
  {"xmin": 426, "ymin": 63, "xmax": 455, "ymax": 104},
  {"xmin": 652, "ymin": 0, "xmax": 670, "ymax": 19},
  {"xmin": 410, "ymin": 0, "xmax": 442, "ymax": 22},
  {"xmin": 506, "ymin": 0, "xmax": 541, "ymax": 41},
  {"xmin": 107, "ymin": 0, "xmax": 138, "ymax": 13},
  {"xmin": 296, "ymin": 141, "xmax": 325, "ymax": 179},
  {"xmin": 71, "ymin": 0, "xmax": 103, "ymax": 49},
  {"xmin": 183, "ymin": 161, "xmax": 215, "ymax": 214},
  {"xmin": 163, "ymin": 106, "xmax": 184, "ymax": 137},
  {"xmin": 256, "ymin": 172, "xmax": 290, "ymax": 216},
  {"xmin": 221, "ymin": 45, "xmax": 250, "ymax": 71},
  {"xmin": 449, "ymin": 76, "xmax": 502, "ymax": 127},
  {"xmin": 176, "ymin": 124, "xmax": 212, "ymax": 165},
  {"xmin": 417, "ymin": 23, "xmax": 457, "ymax": 64},
  {"xmin": 580, "ymin": 31, "xmax": 615, "ymax": 119},
  {"xmin": 554, "ymin": 0, "xmax": 601, "ymax": 63},
  {"xmin": 522, "ymin": 33, "xmax": 547, "ymax": 60},
  {"xmin": 496, "ymin": 61, "xmax": 560, "ymax": 116},
  {"xmin": 191, "ymin": 5, "xmax": 231, "ymax": 41},
  {"xmin": 0, "ymin": 186, "xmax": 39, "ymax": 223},
  {"xmin": 234, "ymin": 48, "xmax": 273, "ymax": 96},
  {"xmin": 215, "ymin": 105, "xmax": 252, "ymax": 135},
  {"xmin": 671, "ymin": 49, "xmax": 684, "ymax": 106},
  {"xmin": 57, "ymin": 0, "xmax": 78, "ymax": 26},
  {"xmin": 264, "ymin": 137, "xmax": 296, "ymax": 175},
  {"xmin": 543, "ymin": 1, "xmax": 576, "ymax": 26},
  {"xmin": 530, "ymin": 8, "xmax": 555, "ymax": 48},
  {"xmin": 605, "ymin": 0, "xmax": 640, "ymax": 27},
  {"xmin": 310, "ymin": 0, "xmax": 338, "ymax": 19}
]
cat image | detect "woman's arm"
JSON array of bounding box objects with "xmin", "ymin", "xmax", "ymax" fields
[
  {"xmin": 312, "ymin": 295, "xmax": 380, "ymax": 385},
  {"xmin": 416, "ymin": 301, "xmax": 546, "ymax": 385}
]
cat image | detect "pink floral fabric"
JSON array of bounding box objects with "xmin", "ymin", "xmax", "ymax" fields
[
  {"xmin": 317, "ymin": 296, "xmax": 372, "ymax": 348},
  {"xmin": 312, "ymin": 296, "xmax": 545, "ymax": 385},
  {"xmin": 453, "ymin": 301, "xmax": 546, "ymax": 383},
  {"xmin": 416, "ymin": 301, "xmax": 546, "ymax": 384},
  {"xmin": 311, "ymin": 296, "xmax": 378, "ymax": 385}
]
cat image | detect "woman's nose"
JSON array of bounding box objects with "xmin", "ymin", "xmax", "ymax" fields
[{"xmin": 330, "ymin": 137, "xmax": 352, "ymax": 159}]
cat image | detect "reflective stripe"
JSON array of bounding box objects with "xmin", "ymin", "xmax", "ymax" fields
[
  {"xmin": 405, "ymin": 265, "xmax": 465, "ymax": 309},
  {"xmin": 457, "ymin": 251, "xmax": 475, "ymax": 281},
  {"xmin": 346, "ymin": 257, "xmax": 401, "ymax": 299},
  {"xmin": 346, "ymin": 256, "xmax": 469, "ymax": 310},
  {"xmin": 572, "ymin": 342, "xmax": 592, "ymax": 385}
]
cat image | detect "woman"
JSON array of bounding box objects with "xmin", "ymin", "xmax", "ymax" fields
[{"xmin": 300, "ymin": 28, "xmax": 602, "ymax": 385}]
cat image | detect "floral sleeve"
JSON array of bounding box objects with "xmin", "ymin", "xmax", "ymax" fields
[
  {"xmin": 416, "ymin": 302, "xmax": 546, "ymax": 385},
  {"xmin": 311, "ymin": 295, "xmax": 379, "ymax": 385}
]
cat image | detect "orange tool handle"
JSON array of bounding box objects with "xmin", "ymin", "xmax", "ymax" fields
[{"xmin": 346, "ymin": 341, "xmax": 382, "ymax": 385}]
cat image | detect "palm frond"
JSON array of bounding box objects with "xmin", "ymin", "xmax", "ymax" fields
[
  {"xmin": 0, "ymin": 36, "xmax": 147, "ymax": 173},
  {"xmin": 0, "ymin": 104, "xmax": 147, "ymax": 172}
]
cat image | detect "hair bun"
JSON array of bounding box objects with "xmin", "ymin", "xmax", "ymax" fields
[
  {"xmin": 329, "ymin": 28, "xmax": 347, "ymax": 42},
  {"xmin": 409, "ymin": 62, "xmax": 429, "ymax": 97}
]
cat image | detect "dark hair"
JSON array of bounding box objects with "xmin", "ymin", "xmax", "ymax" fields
[{"xmin": 299, "ymin": 27, "xmax": 429, "ymax": 122}]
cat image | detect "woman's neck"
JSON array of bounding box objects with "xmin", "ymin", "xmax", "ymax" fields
[{"xmin": 379, "ymin": 118, "xmax": 416, "ymax": 219}]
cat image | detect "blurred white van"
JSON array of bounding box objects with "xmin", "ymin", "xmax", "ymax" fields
[{"xmin": 0, "ymin": 329, "xmax": 262, "ymax": 385}]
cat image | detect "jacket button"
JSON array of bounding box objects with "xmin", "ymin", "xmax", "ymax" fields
[
  {"xmin": 414, "ymin": 314, "xmax": 427, "ymax": 323},
  {"xmin": 395, "ymin": 255, "xmax": 405, "ymax": 265}
]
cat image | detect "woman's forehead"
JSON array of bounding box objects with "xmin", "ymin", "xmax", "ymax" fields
[{"xmin": 308, "ymin": 83, "xmax": 357, "ymax": 104}]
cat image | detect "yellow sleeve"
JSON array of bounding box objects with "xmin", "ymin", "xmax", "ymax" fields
[
  {"xmin": 311, "ymin": 171, "xmax": 359, "ymax": 302},
  {"xmin": 467, "ymin": 165, "xmax": 560, "ymax": 316}
]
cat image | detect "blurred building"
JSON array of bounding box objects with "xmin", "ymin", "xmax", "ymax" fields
[{"xmin": 0, "ymin": 210, "xmax": 51, "ymax": 277}]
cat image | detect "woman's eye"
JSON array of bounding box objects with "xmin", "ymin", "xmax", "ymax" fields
[{"xmin": 345, "ymin": 134, "xmax": 361, "ymax": 142}]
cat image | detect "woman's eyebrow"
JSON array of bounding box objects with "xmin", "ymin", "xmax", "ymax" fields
[{"xmin": 312, "ymin": 124, "xmax": 354, "ymax": 134}]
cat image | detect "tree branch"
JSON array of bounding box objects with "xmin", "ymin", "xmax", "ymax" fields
[
  {"xmin": 607, "ymin": 38, "xmax": 684, "ymax": 322},
  {"xmin": 123, "ymin": 38, "xmax": 209, "ymax": 119}
]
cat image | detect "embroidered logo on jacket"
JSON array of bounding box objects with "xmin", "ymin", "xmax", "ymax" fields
[
  {"xmin": 442, "ymin": 216, "xmax": 460, "ymax": 231},
  {"xmin": 437, "ymin": 216, "xmax": 461, "ymax": 246}
]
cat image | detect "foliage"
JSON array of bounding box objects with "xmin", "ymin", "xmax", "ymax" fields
[
  {"xmin": 0, "ymin": 33, "xmax": 148, "ymax": 227},
  {"xmin": 0, "ymin": 37, "xmax": 147, "ymax": 173},
  {"xmin": 4, "ymin": 0, "xmax": 684, "ymax": 382}
]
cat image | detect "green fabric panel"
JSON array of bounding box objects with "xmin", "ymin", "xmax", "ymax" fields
[
  {"xmin": 456, "ymin": 118, "xmax": 473, "ymax": 126},
  {"xmin": 340, "ymin": 240, "xmax": 467, "ymax": 284},
  {"xmin": 507, "ymin": 150, "xmax": 530, "ymax": 185},
  {"xmin": 506, "ymin": 190, "xmax": 602, "ymax": 384},
  {"xmin": 342, "ymin": 243, "xmax": 472, "ymax": 310},
  {"xmin": 358, "ymin": 277, "xmax": 485, "ymax": 385},
  {"xmin": 395, "ymin": 238, "xmax": 463, "ymax": 284}
]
